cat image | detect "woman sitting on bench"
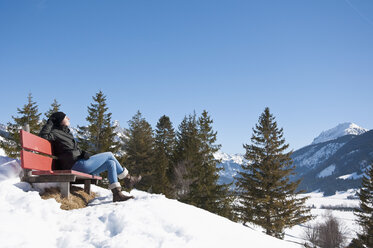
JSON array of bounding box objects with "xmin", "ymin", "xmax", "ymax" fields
[{"xmin": 39, "ymin": 112, "xmax": 141, "ymax": 202}]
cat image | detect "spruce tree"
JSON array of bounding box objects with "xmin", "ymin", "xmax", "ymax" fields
[
  {"xmin": 41, "ymin": 99, "xmax": 61, "ymax": 126},
  {"xmin": 354, "ymin": 164, "xmax": 373, "ymax": 247},
  {"xmin": 235, "ymin": 107, "xmax": 311, "ymax": 239},
  {"xmin": 0, "ymin": 93, "xmax": 41, "ymax": 158},
  {"xmin": 122, "ymin": 111, "xmax": 155, "ymax": 191},
  {"xmin": 77, "ymin": 91, "xmax": 120, "ymax": 155},
  {"xmin": 188, "ymin": 110, "xmax": 234, "ymax": 218},
  {"xmin": 173, "ymin": 113, "xmax": 202, "ymax": 200},
  {"xmin": 44, "ymin": 99, "xmax": 61, "ymax": 119},
  {"xmin": 153, "ymin": 115, "xmax": 176, "ymax": 196}
]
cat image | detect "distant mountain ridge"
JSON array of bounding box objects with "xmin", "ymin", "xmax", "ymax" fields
[
  {"xmin": 311, "ymin": 122, "xmax": 368, "ymax": 145},
  {"xmin": 214, "ymin": 151, "xmax": 244, "ymax": 186},
  {"xmin": 215, "ymin": 123, "xmax": 372, "ymax": 195},
  {"xmin": 294, "ymin": 129, "xmax": 373, "ymax": 195}
]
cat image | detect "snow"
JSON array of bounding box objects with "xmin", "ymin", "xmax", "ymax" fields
[
  {"xmin": 214, "ymin": 151, "xmax": 244, "ymax": 164},
  {"xmin": 311, "ymin": 122, "xmax": 367, "ymax": 145},
  {"xmin": 113, "ymin": 120, "xmax": 127, "ymax": 141},
  {"xmin": 0, "ymin": 136, "xmax": 6, "ymax": 157},
  {"xmin": 293, "ymin": 142, "xmax": 346, "ymax": 168},
  {"xmin": 215, "ymin": 151, "xmax": 246, "ymax": 186},
  {"xmin": 338, "ymin": 172, "xmax": 365, "ymax": 180},
  {"xmin": 284, "ymin": 190, "xmax": 360, "ymax": 245},
  {"xmin": 0, "ymin": 123, "xmax": 7, "ymax": 133},
  {"xmin": 317, "ymin": 164, "xmax": 336, "ymax": 178},
  {"xmin": 0, "ymin": 160, "xmax": 298, "ymax": 248}
]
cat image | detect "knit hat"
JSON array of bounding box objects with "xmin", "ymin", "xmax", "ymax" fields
[{"xmin": 50, "ymin": 112, "xmax": 66, "ymax": 126}]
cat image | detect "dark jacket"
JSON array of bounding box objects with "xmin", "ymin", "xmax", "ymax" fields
[{"xmin": 39, "ymin": 119, "xmax": 82, "ymax": 170}]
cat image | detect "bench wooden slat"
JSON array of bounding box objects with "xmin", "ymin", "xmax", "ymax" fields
[
  {"xmin": 21, "ymin": 150, "xmax": 53, "ymax": 171},
  {"xmin": 26, "ymin": 175, "xmax": 77, "ymax": 183},
  {"xmin": 20, "ymin": 130, "xmax": 102, "ymax": 198},
  {"xmin": 20, "ymin": 130, "xmax": 52, "ymax": 155},
  {"xmin": 32, "ymin": 170, "xmax": 102, "ymax": 180}
]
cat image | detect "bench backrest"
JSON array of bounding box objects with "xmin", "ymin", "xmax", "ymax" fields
[{"xmin": 20, "ymin": 130, "xmax": 54, "ymax": 171}]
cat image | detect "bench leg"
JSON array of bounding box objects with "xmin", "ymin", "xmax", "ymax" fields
[
  {"xmin": 60, "ymin": 182, "xmax": 70, "ymax": 198},
  {"xmin": 84, "ymin": 180, "xmax": 91, "ymax": 194},
  {"xmin": 21, "ymin": 169, "xmax": 33, "ymax": 182}
]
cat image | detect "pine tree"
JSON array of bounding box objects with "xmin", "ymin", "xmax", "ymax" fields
[
  {"xmin": 153, "ymin": 115, "xmax": 176, "ymax": 196},
  {"xmin": 188, "ymin": 110, "xmax": 234, "ymax": 218},
  {"xmin": 44, "ymin": 99, "xmax": 61, "ymax": 119},
  {"xmin": 235, "ymin": 107, "xmax": 312, "ymax": 239},
  {"xmin": 173, "ymin": 113, "xmax": 202, "ymax": 200},
  {"xmin": 0, "ymin": 93, "xmax": 41, "ymax": 158},
  {"xmin": 122, "ymin": 111, "xmax": 155, "ymax": 191},
  {"xmin": 354, "ymin": 164, "xmax": 373, "ymax": 247},
  {"xmin": 77, "ymin": 91, "xmax": 120, "ymax": 155},
  {"xmin": 41, "ymin": 99, "xmax": 61, "ymax": 126}
]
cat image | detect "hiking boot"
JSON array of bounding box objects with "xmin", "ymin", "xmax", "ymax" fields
[
  {"xmin": 123, "ymin": 174, "xmax": 142, "ymax": 189},
  {"xmin": 111, "ymin": 187, "xmax": 134, "ymax": 202}
]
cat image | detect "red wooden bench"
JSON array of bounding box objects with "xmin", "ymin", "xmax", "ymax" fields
[{"xmin": 20, "ymin": 129, "xmax": 102, "ymax": 198}]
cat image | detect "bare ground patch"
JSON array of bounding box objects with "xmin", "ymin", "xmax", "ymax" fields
[{"xmin": 40, "ymin": 186, "xmax": 97, "ymax": 210}]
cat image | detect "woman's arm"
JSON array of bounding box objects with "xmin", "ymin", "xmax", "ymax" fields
[{"xmin": 39, "ymin": 119, "xmax": 56, "ymax": 141}]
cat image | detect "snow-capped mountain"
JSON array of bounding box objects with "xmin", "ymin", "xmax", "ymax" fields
[
  {"xmin": 292, "ymin": 123, "xmax": 372, "ymax": 195},
  {"xmin": 214, "ymin": 151, "xmax": 245, "ymax": 164},
  {"xmin": 0, "ymin": 123, "xmax": 8, "ymax": 138},
  {"xmin": 311, "ymin": 122, "xmax": 368, "ymax": 145},
  {"xmin": 216, "ymin": 123, "xmax": 372, "ymax": 195},
  {"xmin": 214, "ymin": 151, "xmax": 244, "ymax": 186},
  {"xmin": 291, "ymin": 135, "xmax": 354, "ymax": 171},
  {"xmin": 68, "ymin": 120, "xmax": 127, "ymax": 143},
  {"xmin": 113, "ymin": 120, "xmax": 127, "ymax": 142}
]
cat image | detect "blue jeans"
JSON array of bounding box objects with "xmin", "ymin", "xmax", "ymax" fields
[{"xmin": 72, "ymin": 152, "xmax": 128, "ymax": 186}]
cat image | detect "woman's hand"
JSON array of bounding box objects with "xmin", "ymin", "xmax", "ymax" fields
[{"xmin": 80, "ymin": 150, "xmax": 91, "ymax": 160}]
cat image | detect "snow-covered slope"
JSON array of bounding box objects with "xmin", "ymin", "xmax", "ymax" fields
[
  {"xmin": 292, "ymin": 128, "xmax": 373, "ymax": 194},
  {"xmin": 281, "ymin": 190, "xmax": 360, "ymax": 246},
  {"xmin": 215, "ymin": 122, "xmax": 372, "ymax": 195},
  {"xmin": 0, "ymin": 161, "xmax": 298, "ymax": 248},
  {"xmin": 312, "ymin": 122, "xmax": 368, "ymax": 145}
]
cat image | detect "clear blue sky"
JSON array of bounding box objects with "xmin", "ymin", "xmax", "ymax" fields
[{"xmin": 1, "ymin": 0, "xmax": 372, "ymax": 154}]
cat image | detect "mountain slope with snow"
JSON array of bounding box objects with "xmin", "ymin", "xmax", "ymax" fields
[
  {"xmin": 0, "ymin": 161, "xmax": 298, "ymax": 248},
  {"xmin": 215, "ymin": 123, "xmax": 372, "ymax": 195},
  {"xmin": 296, "ymin": 129, "xmax": 373, "ymax": 194},
  {"xmin": 311, "ymin": 122, "xmax": 368, "ymax": 145},
  {"xmin": 214, "ymin": 151, "xmax": 244, "ymax": 186},
  {"xmin": 290, "ymin": 122, "xmax": 373, "ymax": 194}
]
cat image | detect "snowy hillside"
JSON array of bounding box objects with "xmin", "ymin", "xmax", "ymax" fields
[
  {"xmin": 284, "ymin": 190, "xmax": 360, "ymax": 245},
  {"xmin": 0, "ymin": 161, "xmax": 299, "ymax": 248},
  {"xmin": 293, "ymin": 129, "xmax": 373, "ymax": 194},
  {"xmin": 292, "ymin": 140, "xmax": 349, "ymax": 170},
  {"xmin": 312, "ymin": 122, "xmax": 368, "ymax": 145}
]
